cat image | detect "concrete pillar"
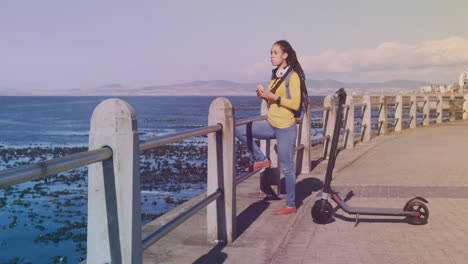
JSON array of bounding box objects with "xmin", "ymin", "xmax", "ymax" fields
[
  {"xmin": 450, "ymin": 95, "xmax": 456, "ymax": 121},
  {"xmin": 437, "ymin": 95, "xmax": 443, "ymax": 123},
  {"xmin": 207, "ymin": 97, "xmax": 236, "ymax": 243},
  {"xmin": 88, "ymin": 99, "xmax": 141, "ymax": 264},
  {"xmin": 259, "ymin": 100, "xmax": 281, "ymax": 195},
  {"xmin": 395, "ymin": 95, "xmax": 403, "ymax": 132},
  {"xmin": 323, "ymin": 95, "xmax": 335, "ymax": 158},
  {"xmin": 423, "ymin": 95, "xmax": 430, "ymax": 126},
  {"xmin": 463, "ymin": 94, "xmax": 468, "ymax": 120},
  {"xmin": 362, "ymin": 95, "xmax": 371, "ymax": 141},
  {"xmin": 410, "ymin": 95, "xmax": 417, "ymax": 128},
  {"xmin": 299, "ymin": 100, "xmax": 311, "ymax": 173},
  {"xmin": 345, "ymin": 95, "xmax": 355, "ymax": 149},
  {"xmin": 379, "ymin": 96, "xmax": 387, "ymax": 135}
]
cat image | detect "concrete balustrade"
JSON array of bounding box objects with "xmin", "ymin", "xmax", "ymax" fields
[
  {"xmin": 345, "ymin": 95, "xmax": 355, "ymax": 149},
  {"xmin": 88, "ymin": 99, "xmax": 142, "ymax": 264},
  {"xmin": 410, "ymin": 95, "xmax": 417, "ymax": 128},
  {"xmin": 323, "ymin": 95, "xmax": 335, "ymax": 157},
  {"xmin": 4, "ymin": 91, "xmax": 468, "ymax": 264},
  {"xmin": 362, "ymin": 95, "xmax": 372, "ymax": 141},
  {"xmin": 450, "ymin": 95, "xmax": 456, "ymax": 121},
  {"xmin": 259, "ymin": 100, "xmax": 280, "ymax": 194},
  {"xmin": 298, "ymin": 101, "xmax": 311, "ymax": 174},
  {"xmin": 437, "ymin": 95, "xmax": 444, "ymax": 123},
  {"xmin": 423, "ymin": 95, "xmax": 430, "ymax": 126},
  {"xmin": 395, "ymin": 95, "xmax": 403, "ymax": 132},
  {"xmin": 207, "ymin": 97, "xmax": 236, "ymax": 243},
  {"xmin": 464, "ymin": 94, "xmax": 468, "ymax": 120},
  {"xmin": 379, "ymin": 96, "xmax": 387, "ymax": 135}
]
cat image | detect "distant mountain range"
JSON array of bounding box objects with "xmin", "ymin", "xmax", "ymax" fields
[{"xmin": 0, "ymin": 79, "xmax": 431, "ymax": 96}]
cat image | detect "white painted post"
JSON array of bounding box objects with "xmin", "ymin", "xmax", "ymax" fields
[
  {"xmin": 450, "ymin": 95, "xmax": 456, "ymax": 121},
  {"xmin": 410, "ymin": 95, "xmax": 417, "ymax": 128},
  {"xmin": 423, "ymin": 95, "xmax": 430, "ymax": 126},
  {"xmin": 299, "ymin": 100, "xmax": 311, "ymax": 173},
  {"xmin": 463, "ymin": 94, "xmax": 468, "ymax": 120},
  {"xmin": 437, "ymin": 95, "xmax": 443, "ymax": 123},
  {"xmin": 88, "ymin": 99, "xmax": 141, "ymax": 264},
  {"xmin": 395, "ymin": 95, "xmax": 403, "ymax": 132},
  {"xmin": 207, "ymin": 97, "xmax": 236, "ymax": 243},
  {"xmin": 379, "ymin": 96, "xmax": 387, "ymax": 135},
  {"xmin": 323, "ymin": 95, "xmax": 335, "ymax": 158},
  {"xmin": 259, "ymin": 100, "xmax": 281, "ymax": 195},
  {"xmin": 345, "ymin": 95, "xmax": 354, "ymax": 149},
  {"xmin": 362, "ymin": 95, "xmax": 371, "ymax": 141}
]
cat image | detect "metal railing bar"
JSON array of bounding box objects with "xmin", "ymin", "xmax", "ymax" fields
[
  {"xmin": 294, "ymin": 144, "xmax": 304, "ymax": 152},
  {"xmin": 235, "ymin": 115, "xmax": 267, "ymax": 126},
  {"xmin": 339, "ymin": 128, "xmax": 350, "ymax": 135},
  {"xmin": 371, "ymin": 121, "xmax": 383, "ymax": 126},
  {"xmin": 142, "ymin": 189, "xmax": 223, "ymax": 249},
  {"xmin": 311, "ymin": 135, "xmax": 329, "ymax": 145},
  {"xmin": 0, "ymin": 148, "xmax": 113, "ymax": 189},
  {"xmin": 311, "ymin": 107, "xmax": 329, "ymax": 113},
  {"xmin": 140, "ymin": 124, "xmax": 222, "ymax": 151}
]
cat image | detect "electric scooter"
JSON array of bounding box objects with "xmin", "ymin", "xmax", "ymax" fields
[{"xmin": 311, "ymin": 88, "xmax": 429, "ymax": 225}]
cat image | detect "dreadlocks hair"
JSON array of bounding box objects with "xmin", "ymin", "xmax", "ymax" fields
[{"xmin": 271, "ymin": 40, "xmax": 309, "ymax": 102}]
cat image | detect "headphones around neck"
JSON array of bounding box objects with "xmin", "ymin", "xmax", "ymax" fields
[{"xmin": 276, "ymin": 65, "xmax": 290, "ymax": 78}]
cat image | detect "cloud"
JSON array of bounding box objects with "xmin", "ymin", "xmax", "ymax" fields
[
  {"xmin": 243, "ymin": 36, "xmax": 468, "ymax": 83},
  {"xmin": 301, "ymin": 36, "xmax": 468, "ymax": 73}
]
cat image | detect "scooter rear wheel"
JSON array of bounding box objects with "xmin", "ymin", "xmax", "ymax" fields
[
  {"xmin": 311, "ymin": 200, "xmax": 334, "ymax": 224},
  {"xmin": 404, "ymin": 200, "xmax": 429, "ymax": 225}
]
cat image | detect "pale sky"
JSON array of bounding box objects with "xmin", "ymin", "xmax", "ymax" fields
[{"xmin": 1, "ymin": 0, "xmax": 467, "ymax": 91}]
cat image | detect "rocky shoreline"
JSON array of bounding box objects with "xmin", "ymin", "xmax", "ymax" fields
[{"xmin": 0, "ymin": 140, "xmax": 252, "ymax": 264}]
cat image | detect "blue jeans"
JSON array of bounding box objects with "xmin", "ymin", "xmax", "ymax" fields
[{"xmin": 236, "ymin": 121, "xmax": 297, "ymax": 207}]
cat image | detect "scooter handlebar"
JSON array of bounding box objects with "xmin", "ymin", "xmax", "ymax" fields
[{"xmin": 335, "ymin": 88, "xmax": 347, "ymax": 98}]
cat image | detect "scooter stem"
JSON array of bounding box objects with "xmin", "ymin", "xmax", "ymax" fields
[{"xmin": 323, "ymin": 88, "xmax": 347, "ymax": 195}]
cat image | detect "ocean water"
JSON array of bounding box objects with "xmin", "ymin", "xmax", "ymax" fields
[
  {"xmin": 0, "ymin": 96, "xmax": 326, "ymax": 148},
  {"xmin": 0, "ymin": 96, "xmax": 326, "ymax": 264}
]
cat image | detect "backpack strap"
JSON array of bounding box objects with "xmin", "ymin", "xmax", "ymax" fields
[
  {"xmin": 284, "ymin": 71, "xmax": 305, "ymax": 123},
  {"xmin": 285, "ymin": 70, "xmax": 294, "ymax": 99}
]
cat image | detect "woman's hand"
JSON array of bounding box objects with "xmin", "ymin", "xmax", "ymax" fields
[{"xmin": 256, "ymin": 86, "xmax": 278, "ymax": 101}]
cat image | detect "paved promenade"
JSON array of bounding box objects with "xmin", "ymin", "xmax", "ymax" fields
[{"xmin": 143, "ymin": 120, "xmax": 468, "ymax": 264}]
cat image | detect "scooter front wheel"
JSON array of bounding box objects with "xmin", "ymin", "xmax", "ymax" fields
[
  {"xmin": 311, "ymin": 200, "xmax": 334, "ymax": 224},
  {"xmin": 404, "ymin": 200, "xmax": 429, "ymax": 225}
]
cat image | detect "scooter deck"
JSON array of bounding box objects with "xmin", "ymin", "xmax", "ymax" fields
[{"xmin": 332, "ymin": 194, "xmax": 417, "ymax": 216}]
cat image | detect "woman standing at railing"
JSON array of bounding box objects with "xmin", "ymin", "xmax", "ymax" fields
[{"xmin": 236, "ymin": 40, "xmax": 308, "ymax": 215}]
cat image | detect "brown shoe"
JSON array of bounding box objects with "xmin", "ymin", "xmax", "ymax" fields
[
  {"xmin": 274, "ymin": 206, "xmax": 297, "ymax": 215},
  {"xmin": 244, "ymin": 159, "xmax": 271, "ymax": 172}
]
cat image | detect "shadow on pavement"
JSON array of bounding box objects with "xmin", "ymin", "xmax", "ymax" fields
[
  {"xmin": 193, "ymin": 242, "xmax": 228, "ymax": 264},
  {"xmin": 237, "ymin": 200, "xmax": 270, "ymax": 236},
  {"xmin": 332, "ymin": 191, "xmax": 407, "ymax": 225},
  {"xmin": 295, "ymin": 177, "xmax": 323, "ymax": 209},
  {"xmin": 193, "ymin": 200, "xmax": 270, "ymax": 264}
]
